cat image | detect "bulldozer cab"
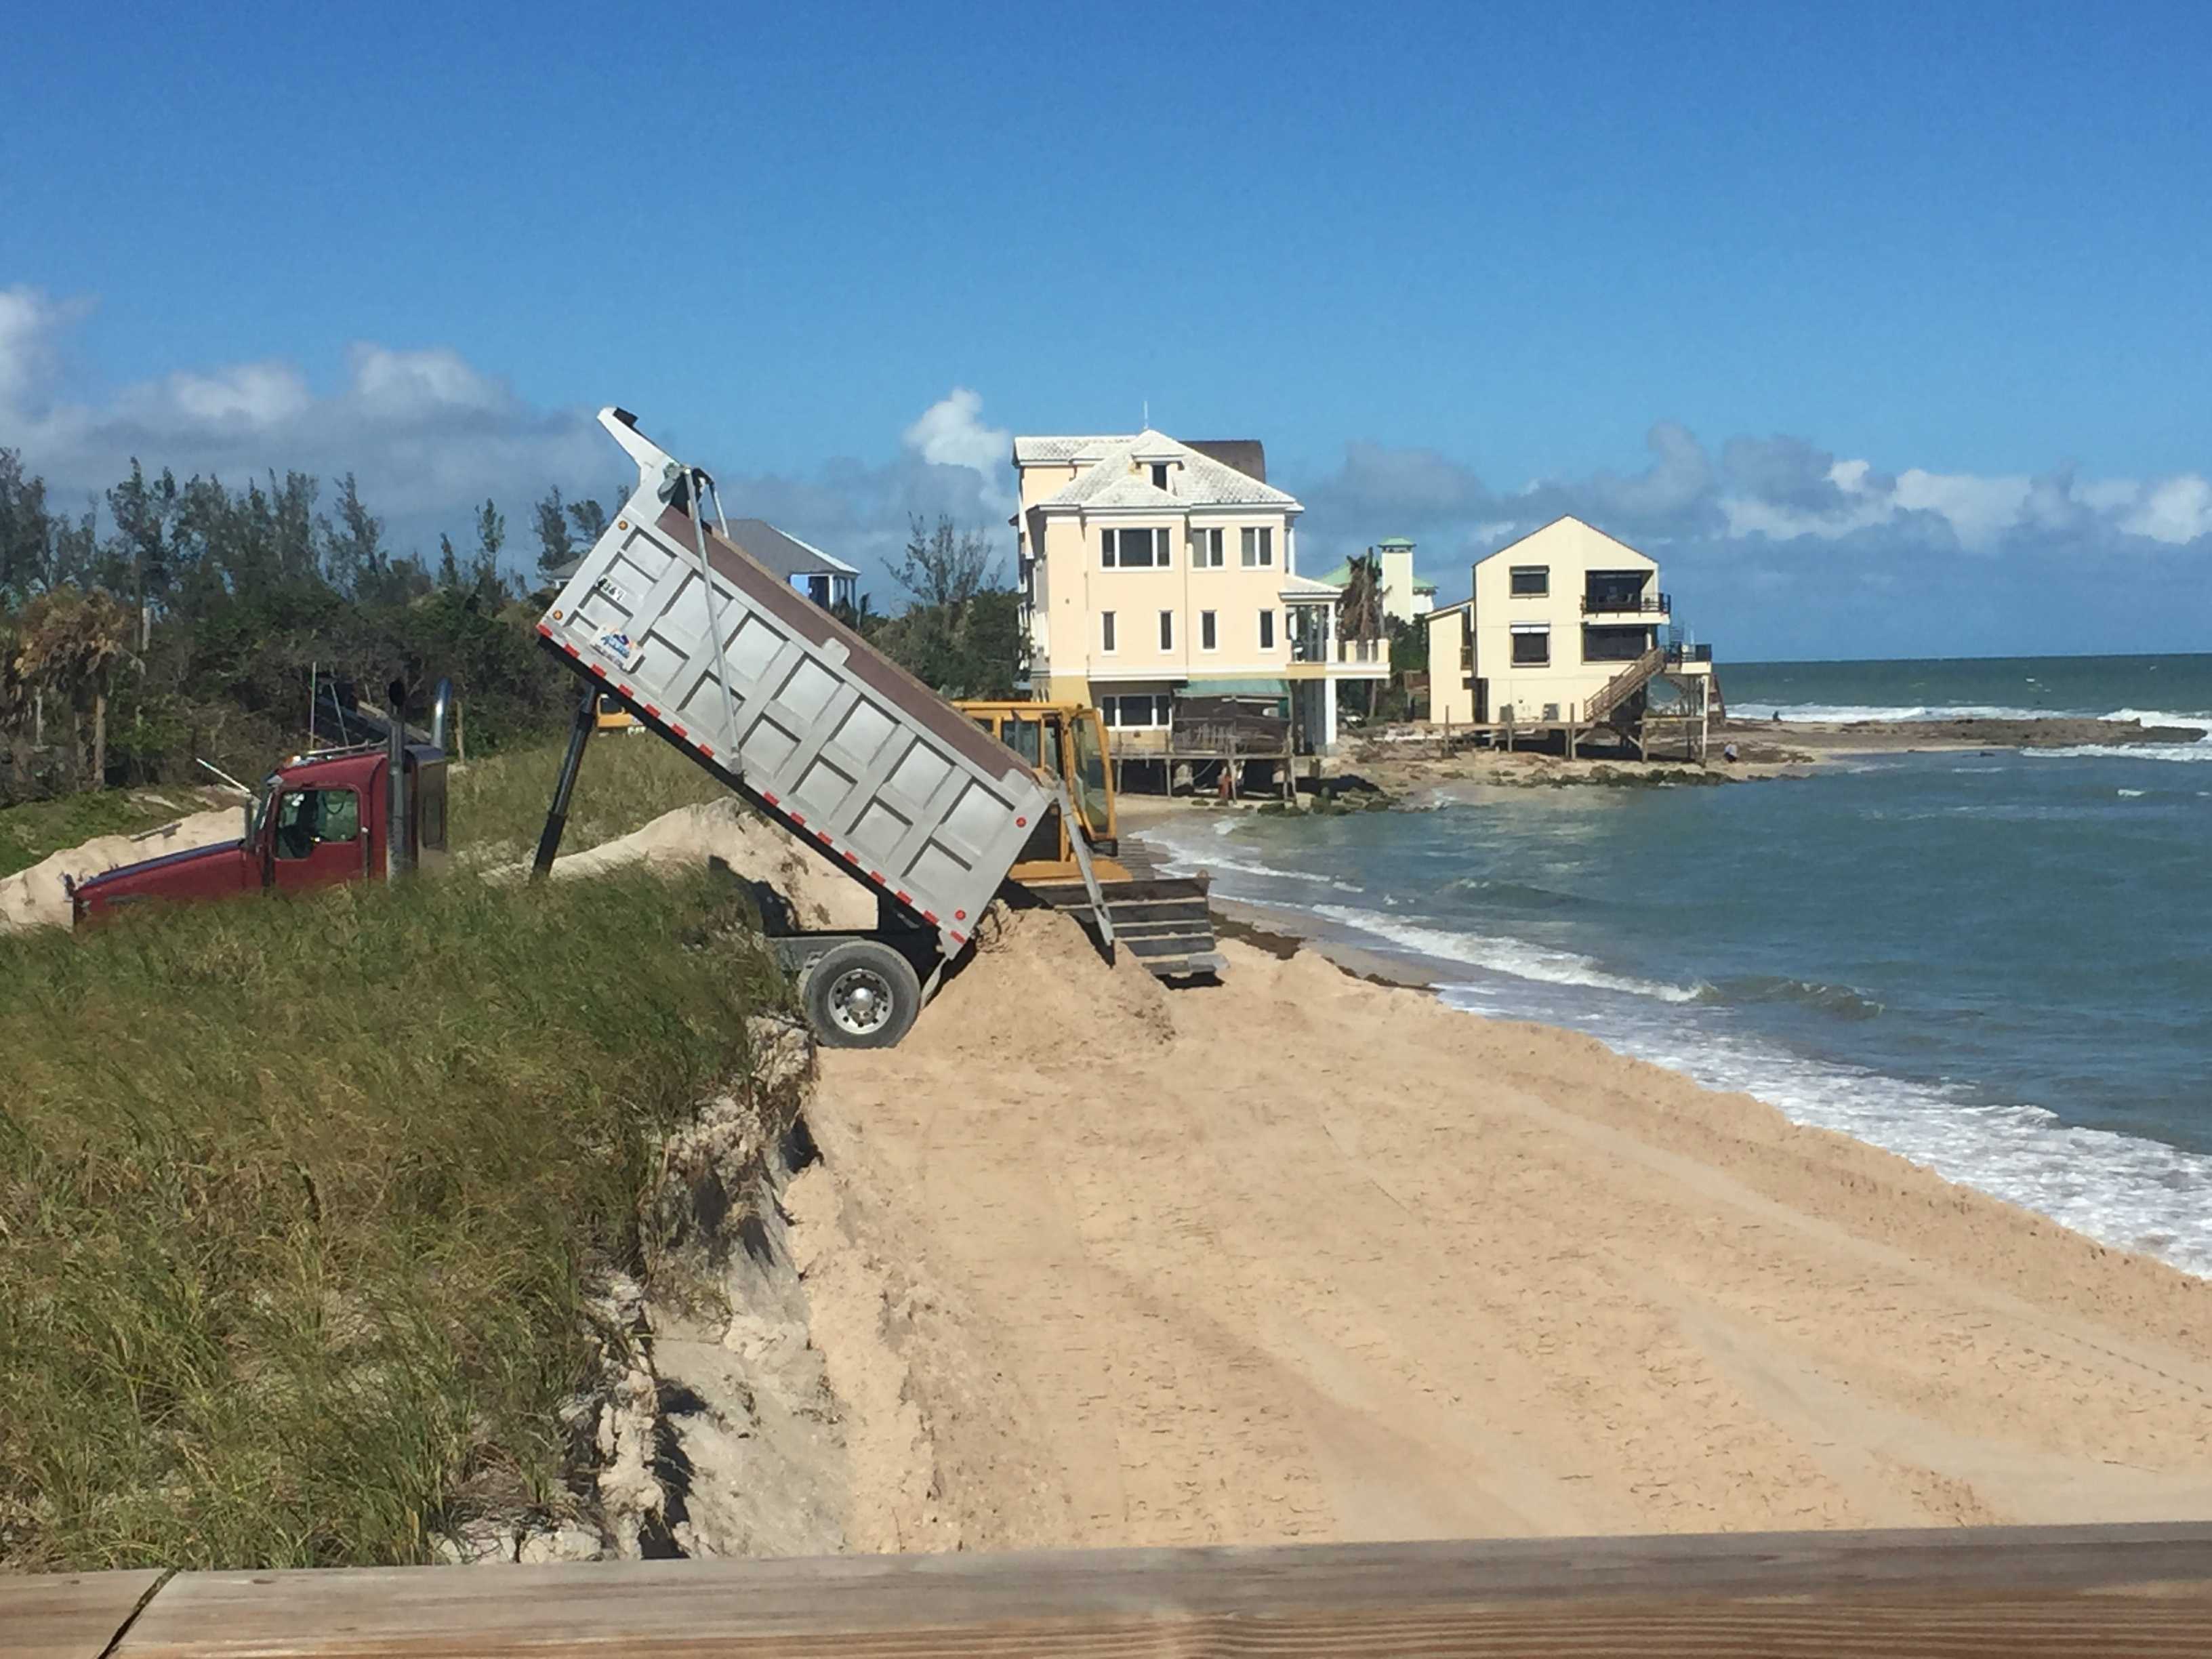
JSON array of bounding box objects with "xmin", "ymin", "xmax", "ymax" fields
[{"xmin": 958, "ymin": 702, "xmax": 1118, "ymax": 874}]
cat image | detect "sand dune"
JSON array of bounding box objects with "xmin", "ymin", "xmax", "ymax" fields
[{"xmin": 795, "ymin": 906, "xmax": 2212, "ymax": 1547}]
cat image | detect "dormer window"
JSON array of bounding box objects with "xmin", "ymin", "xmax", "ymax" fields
[{"xmin": 1150, "ymin": 463, "xmax": 1170, "ymax": 491}]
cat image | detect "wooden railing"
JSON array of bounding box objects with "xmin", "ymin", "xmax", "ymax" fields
[
  {"xmin": 14, "ymin": 1523, "xmax": 2212, "ymax": 1658},
  {"xmin": 1584, "ymin": 645, "xmax": 1666, "ymax": 723}
]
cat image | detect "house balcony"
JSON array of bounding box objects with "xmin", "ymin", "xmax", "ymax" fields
[
  {"xmin": 1664, "ymin": 641, "xmax": 1713, "ymax": 674},
  {"xmin": 1290, "ymin": 634, "xmax": 1391, "ymax": 678},
  {"xmin": 1582, "ymin": 590, "xmax": 1671, "ymax": 617}
]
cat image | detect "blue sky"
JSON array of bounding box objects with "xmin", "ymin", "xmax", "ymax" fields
[{"xmin": 3, "ymin": 0, "xmax": 2209, "ymax": 659}]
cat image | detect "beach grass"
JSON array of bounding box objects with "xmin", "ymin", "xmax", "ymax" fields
[{"xmin": 0, "ymin": 856, "xmax": 787, "ymax": 1571}]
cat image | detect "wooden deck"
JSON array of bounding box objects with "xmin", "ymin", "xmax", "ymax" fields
[{"xmin": 7, "ymin": 1523, "xmax": 2211, "ymax": 1658}]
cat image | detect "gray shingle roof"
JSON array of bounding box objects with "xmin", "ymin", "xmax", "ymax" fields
[
  {"xmin": 1015, "ymin": 434, "xmax": 1267, "ymax": 483},
  {"xmin": 1012, "ymin": 436, "xmax": 1122, "ymax": 465},
  {"xmin": 720, "ymin": 518, "xmax": 859, "ymax": 580},
  {"xmin": 1036, "ymin": 430, "xmax": 1298, "ymax": 511}
]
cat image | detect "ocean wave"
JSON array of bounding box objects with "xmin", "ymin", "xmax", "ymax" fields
[
  {"xmin": 1201, "ymin": 854, "xmax": 1364, "ymax": 890},
  {"xmin": 1754, "ymin": 701, "xmax": 2067, "ymax": 723},
  {"xmin": 1309, "ymin": 903, "xmax": 1703, "ymax": 1003},
  {"xmin": 1425, "ymin": 987, "xmax": 2212, "ymax": 1274},
  {"xmin": 2042, "ymin": 743, "xmax": 2212, "ymax": 764},
  {"xmin": 1441, "ymin": 876, "xmax": 1599, "ymax": 912},
  {"xmin": 2104, "ymin": 708, "xmax": 2212, "ymax": 734},
  {"xmin": 1145, "ymin": 831, "xmax": 1365, "ymax": 893},
  {"xmin": 1696, "ymin": 975, "xmax": 1885, "ymax": 1020}
]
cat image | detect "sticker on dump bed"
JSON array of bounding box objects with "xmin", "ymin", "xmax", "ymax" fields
[{"xmin": 594, "ymin": 630, "xmax": 634, "ymax": 665}]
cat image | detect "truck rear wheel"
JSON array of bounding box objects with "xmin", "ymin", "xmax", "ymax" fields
[{"xmin": 802, "ymin": 939, "xmax": 923, "ymax": 1049}]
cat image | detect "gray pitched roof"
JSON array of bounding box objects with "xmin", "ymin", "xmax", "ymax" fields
[
  {"xmin": 1012, "ymin": 436, "xmax": 1122, "ymax": 465},
  {"xmin": 720, "ymin": 518, "xmax": 859, "ymax": 580},
  {"xmin": 1015, "ymin": 434, "xmax": 1267, "ymax": 483},
  {"xmin": 1036, "ymin": 430, "xmax": 1298, "ymax": 511}
]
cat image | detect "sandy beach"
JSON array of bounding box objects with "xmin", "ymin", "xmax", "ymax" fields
[{"xmin": 788, "ymin": 901, "xmax": 2212, "ymax": 1549}]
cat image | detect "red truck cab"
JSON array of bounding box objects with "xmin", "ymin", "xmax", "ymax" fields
[{"xmin": 70, "ymin": 743, "xmax": 449, "ymax": 925}]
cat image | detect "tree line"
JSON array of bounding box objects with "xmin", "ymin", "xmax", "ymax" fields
[{"xmin": 0, "ymin": 449, "xmax": 1019, "ymax": 810}]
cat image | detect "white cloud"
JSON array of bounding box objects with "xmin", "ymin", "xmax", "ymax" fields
[
  {"xmin": 900, "ymin": 386, "xmax": 1012, "ymax": 512},
  {"xmin": 0, "ymin": 285, "xmax": 91, "ymax": 411},
  {"xmin": 116, "ymin": 361, "xmax": 313, "ymax": 430},
  {"xmin": 0, "ymin": 289, "xmax": 1022, "ymax": 601},
  {"xmin": 2124, "ymin": 474, "xmax": 2212, "ymax": 545},
  {"xmin": 0, "ymin": 286, "xmax": 607, "ymax": 543}
]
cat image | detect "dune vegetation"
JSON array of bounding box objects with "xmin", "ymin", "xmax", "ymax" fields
[{"xmin": 0, "ymin": 740, "xmax": 784, "ymax": 1571}]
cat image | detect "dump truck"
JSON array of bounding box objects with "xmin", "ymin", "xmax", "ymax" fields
[
  {"xmin": 69, "ymin": 686, "xmax": 453, "ymax": 924},
  {"xmin": 954, "ymin": 699, "xmax": 1223, "ymax": 979},
  {"xmin": 533, "ymin": 408, "xmax": 1097, "ymax": 1048}
]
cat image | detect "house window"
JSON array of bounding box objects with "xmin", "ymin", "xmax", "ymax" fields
[
  {"xmin": 1510, "ymin": 624, "xmax": 1550, "ymax": 665},
  {"xmin": 1258, "ymin": 609, "xmax": 1276, "ymax": 650},
  {"xmin": 1158, "ymin": 610, "xmax": 1174, "ymax": 651},
  {"xmin": 1240, "ymin": 526, "xmax": 1274, "ymax": 568},
  {"xmin": 1102, "ymin": 527, "xmax": 1168, "ymax": 569},
  {"xmin": 1200, "ymin": 610, "xmax": 1217, "ymax": 651},
  {"xmin": 1191, "ymin": 527, "xmax": 1224, "ymax": 568},
  {"xmin": 1510, "ymin": 565, "xmax": 1549, "ymax": 596},
  {"xmin": 1101, "ymin": 611, "xmax": 1117, "ymax": 653},
  {"xmin": 1149, "ymin": 463, "xmax": 1170, "ymax": 490},
  {"xmin": 1102, "ymin": 694, "xmax": 1171, "ymax": 729}
]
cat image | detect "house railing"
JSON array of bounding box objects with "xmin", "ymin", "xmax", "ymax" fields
[
  {"xmin": 1666, "ymin": 642, "xmax": 1713, "ymax": 665},
  {"xmin": 1582, "ymin": 591, "xmax": 1671, "ymax": 615},
  {"xmin": 1586, "ymin": 645, "xmax": 1666, "ymax": 723}
]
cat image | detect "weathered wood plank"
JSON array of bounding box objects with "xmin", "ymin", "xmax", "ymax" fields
[
  {"xmin": 0, "ymin": 1568, "xmax": 167, "ymax": 1659},
  {"xmin": 102, "ymin": 1524, "xmax": 2212, "ymax": 1658}
]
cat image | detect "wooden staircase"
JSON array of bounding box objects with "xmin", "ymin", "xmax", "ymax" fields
[{"xmin": 1585, "ymin": 647, "xmax": 1666, "ymax": 726}]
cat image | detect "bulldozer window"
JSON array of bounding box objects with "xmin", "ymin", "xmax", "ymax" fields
[
  {"xmin": 1005, "ymin": 716, "xmax": 1043, "ymax": 769},
  {"xmin": 1072, "ymin": 712, "xmax": 1113, "ymax": 834}
]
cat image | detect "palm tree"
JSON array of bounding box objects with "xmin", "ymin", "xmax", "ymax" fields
[
  {"xmin": 1336, "ymin": 552, "xmax": 1387, "ymax": 717},
  {"xmin": 0, "ymin": 613, "xmax": 31, "ymax": 798},
  {"xmin": 16, "ymin": 588, "xmax": 136, "ymax": 790}
]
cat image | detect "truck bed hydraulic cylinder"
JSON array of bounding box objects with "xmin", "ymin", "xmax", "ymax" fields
[{"xmin": 533, "ymin": 682, "xmax": 600, "ymax": 878}]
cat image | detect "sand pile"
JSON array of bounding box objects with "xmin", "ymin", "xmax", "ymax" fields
[
  {"xmin": 0, "ymin": 804, "xmax": 243, "ymax": 933},
  {"xmin": 933, "ymin": 903, "xmax": 1175, "ymax": 1055},
  {"xmin": 781, "ymin": 909, "xmax": 2212, "ymax": 1552},
  {"xmin": 546, "ymin": 799, "xmax": 876, "ymax": 930}
]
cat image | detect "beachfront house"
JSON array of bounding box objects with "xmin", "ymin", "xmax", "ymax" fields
[
  {"xmin": 1422, "ymin": 516, "xmax": 1713, "ymax": 747},
  {"xmin": 1013, "ymin": 430, "xmax": 1387, "ymax": 757},
  {"xmin": 541, "ymin": 517, "xmax": 861, "ymax": 615},
  {"xmin": 1315, "ymin": 537, "xmax": 1437, "ymax": 626},
  {"xmin": 717, "ymin": 518, "xmax": 861, "ymax": 613}
]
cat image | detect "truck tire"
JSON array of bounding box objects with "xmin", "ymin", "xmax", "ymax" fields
[{"xmin": 802, "ymin": 939, "xmax": 923, "ymax": 1049}]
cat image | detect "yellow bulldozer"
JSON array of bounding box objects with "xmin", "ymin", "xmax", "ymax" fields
[{"xmin": 955, "ymin": 699, "xmax": 1224, "ymax": 979}]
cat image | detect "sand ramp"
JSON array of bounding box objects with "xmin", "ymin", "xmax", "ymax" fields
[
  {"xmin": 544, "ymin": 800, "xmax": 876, "ymax": 930},
  {"xmin": 795, "ymin": 906, "xmax": 2212, "ymax": 1549}
]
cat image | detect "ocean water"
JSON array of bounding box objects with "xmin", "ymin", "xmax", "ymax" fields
[{"xmin": 1145, "ymin": 654, "xmax": 2212, "ymax": 1275}]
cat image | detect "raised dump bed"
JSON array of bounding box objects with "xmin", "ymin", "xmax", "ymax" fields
[{"xmin": 535, "ymin": 408, "xmax": 1054, "ymax": 1046}]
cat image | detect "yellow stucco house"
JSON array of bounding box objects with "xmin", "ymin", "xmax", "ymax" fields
[
  {"xmin": 1422, "ymin": 516, "xmax": 1711, "ymax": 733},
  {"xmin": 1014, "ymin": 430, "xmax": 1385, "ymax": 751}
]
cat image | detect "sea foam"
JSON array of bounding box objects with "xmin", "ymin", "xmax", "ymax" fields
[{"xmin": 1309, "ymin": 903, "xmax": 1704, "ymax": 1003}]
